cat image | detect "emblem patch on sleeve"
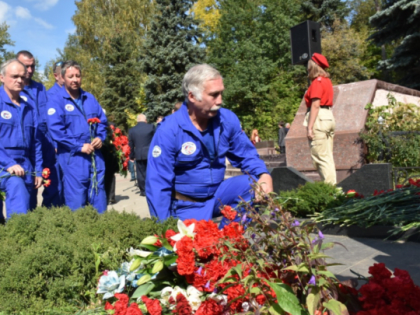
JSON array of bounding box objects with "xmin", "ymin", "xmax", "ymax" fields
[
  {"xmin": 48, "ymin": 108, "xmax": 56, "ymax": 115},
  {"xmin": 152, "ymin": 145, "xmax": 162, "ymax": 158},
  {"xmin": 1, "ymin": 111, "xmax": 12, "ymax": 119}
]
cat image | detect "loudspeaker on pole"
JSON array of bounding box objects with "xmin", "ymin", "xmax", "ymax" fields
[{"xmin": 290, "ymin": 20, "xmax": 321, "ymax": 65}]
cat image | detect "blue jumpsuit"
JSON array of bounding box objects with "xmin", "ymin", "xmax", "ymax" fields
[
  {"xmin": 46, "ymin": 87, "xmax": 108, "ymax": 213},
  {"xmin": 0, "ymin": 87, "xmax": 43, "ymax": 219},
  {"xmin": 46, "ymin": 82, "xmax": 65, "ymax": 206},
  {"xmin": 20, "ymin": 80, "xmax": 61, "ymax": 208},
  {"xmin": 146, "ymin": 103, "xmax": 268, "ymax": 226}
]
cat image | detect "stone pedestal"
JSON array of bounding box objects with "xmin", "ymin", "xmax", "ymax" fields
[{"xmin": 285, "ymin": 80, "xmax": 420, "ymax": 182}]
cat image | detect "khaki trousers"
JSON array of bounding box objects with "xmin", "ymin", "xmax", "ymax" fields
[{"xmin": 304, "ymin": 108, "xmax": 336, "ymax": 185}]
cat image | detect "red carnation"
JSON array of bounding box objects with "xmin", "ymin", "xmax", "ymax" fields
[
  {"xmin": 87, "ymin": 118, "xmax": 101, "ymax": 124},
  {"xmin": 141, "ymin": 296, "xmax": 162, "ymax": 315},
  {"xmin": 173, "ymin": 293, "xmax": 192, "ymax": 315},
  {"xmin": 115, "ymin": 127, "xmax": 121, "ymax": 134},
  {"xmin": 176, "ymin": 236, "xmax": 195, "ymax": 275},
  {"xmin": 195, "ymin": 299, "xmax": 224, "ymax": 315},
  {"xmin": 221, "ymin": 205, "xmax": 237, "ymax": 221},
  {"xmin": 114, "ymin": 293, "xmax": 129, "ymax": 306},
  {"xmin": 43, "ymin": 179, "xmax": 51, "ymax": 187},
  {"xmin": 127, "ymin": 302, "xmax": 143, "ymax": 315},
  {"xmin": 42, "ymin": 168, "xmax": 50, "ymax": 179},
  {"xmin": 110, "ymin": 125, "xmax": 115, "ymax": 130},
  {"xmin": 104, "ymin": 301, "xmax": 114, "ymax": 310}
]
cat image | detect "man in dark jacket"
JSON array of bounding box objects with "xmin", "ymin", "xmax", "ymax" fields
[
  {"xmin": 128, "ymin": 114, "xmax": 155, "ymax": 196},
  {"xmin": 278, "ymin": 121, "xmax": 287, "ymax": 154}
]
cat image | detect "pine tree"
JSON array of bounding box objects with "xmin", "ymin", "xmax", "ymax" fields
[
  {"xmin": 101, "ymin": 37, "xmax": 142, "ymax": 130},
  {"xmin": 142, "ymin": 0, "xmax": 205, "ymax": 121},
  {"xmin": 369, "ymin": 0, "xmax": 420, "ymax": 89},
  {"xmin": 300, "ymin": 0, "xmax": 350, "ymax": 30}
]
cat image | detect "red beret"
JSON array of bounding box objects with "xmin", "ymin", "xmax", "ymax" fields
[{"xmin": 312, "ymin": 53, "xmax": 329, "ymax": 69}]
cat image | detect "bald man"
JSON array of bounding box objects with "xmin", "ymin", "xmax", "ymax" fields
[
  {"xmin": 0, "ymin": 59, "xmax": 43, "ymax": 218},
  {"xmin": 128, "ymin": 114, "xmax": 155, "ymax": 196}
]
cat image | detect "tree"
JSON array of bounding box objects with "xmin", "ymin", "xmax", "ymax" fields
[
  {"xmin": 299, "ymin": 0, "xmax": 350, "ymax": 30},
  {"xmin": 322, "ymin": 20, "xmax": 373, "ymax": 84},
  {"xmin": 191, "ymin": 0, "xmax": 221, "ymax": 38},
  {"xmin": 207, "ymin": 0, "xmax": 305, "ymax": 139},
  {"xmin": 0, "ymin": 22, "xmax": 14, "ymax": 64},
  {"xmin": 369, "ymin": 0, "xmax": 420, "ymax": 89},
  {"xmin": 142, "ymin": 0, "xmax": 205, "ymax": 121},
  {"xmin": 100, "ymin": 37, "xmax": 143, "ymax": 129}
]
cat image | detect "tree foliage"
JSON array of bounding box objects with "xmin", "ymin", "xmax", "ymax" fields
[
  {"xmin": 207, "ymin": 0, "xmax": 305, "ymax": 139},
  {"xmin": 143, "ymin": 0, "xmax": 205, "ymax": 122},
  {"xmin": 191, "ymin": 0, "xmax": 221, "ymax": 37},
  {"xmin": 0, "ymin": 22, "xmax": 14, "ymax": 65},
  {"xmin": 369, "ymin": 0, "xmax": 420, "ymax": 89},
  {"xmin": 322, "ymin": 20, "xmax": 373, "ymax": 84},
  {"xmin": 101, "ymin": 37, "xmax": 143, "ymax": 129},
  {"xmin": 299, "ymin": 0, "xmax": 350, "ymax": 30}
]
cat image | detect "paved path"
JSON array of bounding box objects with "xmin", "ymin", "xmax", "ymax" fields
[{"xmin": 3, "ymin": 174, "xmax": 420, "ymax": 286}]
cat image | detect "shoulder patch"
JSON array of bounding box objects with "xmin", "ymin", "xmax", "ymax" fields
[
  {"xmin": 1, "ymin": 110, "xmax": 12, "ymax": 119},
  {"xmin": 48, "ymin": 108, "xmax": 56, "ymax": 115},
  {"xmin": 152, "ymin": 145, "xmax": 162, "ymax": 158}
]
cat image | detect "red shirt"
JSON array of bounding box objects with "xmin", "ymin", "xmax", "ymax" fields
[{"xmin": 304, "ymin": 76, "xmax": 334, "ymax": 107}]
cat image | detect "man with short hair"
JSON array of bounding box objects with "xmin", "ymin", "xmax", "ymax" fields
[
  {"xmin": 16, "ymin": 50, "xmax": 62, "ymax": 208},
  {"xmin": 0, "ymin": 59, "xmax": 43, "ymax": 218},
  {"xmin": 146, "ymin": 64, "xmax": 273, "ymax": 226},
  {"xmin": 47, "ymin": 61, "xmax": 65, "ymax": 97},
  {"xmin": 129, "ymin": 114, "xmax": 155, "ymax": 196},
  {"xmin": 46, "ymin": 60, "xmax": 108, "ymax": 213}
]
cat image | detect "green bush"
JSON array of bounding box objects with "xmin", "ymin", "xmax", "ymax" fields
[
  {"xmin": 0, "ymin": 206, "xmax": 177, "ymax": 314},
  {"xmin": 278, "ymin": 182, "xmax": 345, "ymax": 217}
]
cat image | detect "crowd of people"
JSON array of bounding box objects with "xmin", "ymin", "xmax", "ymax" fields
[{"xmin": 1, "ymin": 51, "xmax": 335, "ymax": 224}]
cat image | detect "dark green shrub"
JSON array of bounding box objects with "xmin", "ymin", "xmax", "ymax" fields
[
  {"xmin": 278, "ymin": 182, "xmax": 345, "ymax": 217},
  {"xmin": 0, "ymin": 206, "xmax": 177, "ymax": 314}
]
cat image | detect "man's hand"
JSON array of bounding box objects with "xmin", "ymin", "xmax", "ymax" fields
[
  {"xmin": 81, "ymin": 143, "xmax": 95, "ymax": 155},
  {"xmin": 7, "ymin": 164, "xmax": 25, "ymax": 177},
  {"xmin": 255, "ymin": 173, "xmax": 273, "ymax": 201},
  {"xmin": 130, "ymin": 159, "xmax": 135, "ymax": 162},
  {"xmin": 34, "ymin": 176, "xmax": 43, "ymax": 189},
  {"xmin": 91, "ymin": 137, "xmax": 103, "ymax": 149}
]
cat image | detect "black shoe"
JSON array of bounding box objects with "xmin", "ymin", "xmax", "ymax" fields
[
  {"xmin": 130, "ymin": 178, "xmax": 135, "ymax": 182},
  {"xmin": 139, "ymin": 191, "xmax": 146, "ymax": 197},
  {"xmin": 108, "ymin": 199, "xmax": 116, "ymax": 205}
]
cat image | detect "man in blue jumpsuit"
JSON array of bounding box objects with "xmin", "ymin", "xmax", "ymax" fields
[
  {"xmin": 17, "ymin": 50, "xmax": 61, "ymax": 208},
  {"xmin": 146, "ymin": 64, "xmax": 273, "ymax": 226},
  {"xmin": 0, "ymin": 59, "xmax": 43, "ymax": 219},
  {"xmin": 46, "ymin": 60, "xmax": 108, "ymax": 213},
  {"xmin": 46, "ymin": 61, "xmax": 65, "ymax": 206}
]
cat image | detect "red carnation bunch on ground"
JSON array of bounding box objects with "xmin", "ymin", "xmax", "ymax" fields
[
  {"xmin": 105, "ymin": 293, "xmax": 143, "ymax": 315},
  {"xmin": 110, "ymin": 125, "xmax": 131, "ymax": 175},
  {"xmin": 221, "ymin": 205, "xmax": 237, "ymax": 221},
  {"xmin": 356, "ymin": 263, "xmax": 420, "ymax": 315}
]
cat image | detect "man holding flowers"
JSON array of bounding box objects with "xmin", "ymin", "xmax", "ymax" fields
[
  {"xmin": 0, "ymin": 59, "xmax": 43, "ymax": 218},
  {"xmin": 146, "ymin": 64, "xmax": 273, "ymax": 226},
  {"xmin": 46, "ymin": 60, "xmax": 108, "ymax": 213}
]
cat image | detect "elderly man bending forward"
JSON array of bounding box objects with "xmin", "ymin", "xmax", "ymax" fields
[{"xmin": 146, "ymin": 64, "xmax": 273, "ymax": 227}]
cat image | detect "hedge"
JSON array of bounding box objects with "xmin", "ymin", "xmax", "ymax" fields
[{"xmin": 0, "ymin": 206, "xmax": 177, "ymax": 314}]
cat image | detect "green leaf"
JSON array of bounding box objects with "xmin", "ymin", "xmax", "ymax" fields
[
  {"xmin": 139, "ymin": 244, "xmax": 159, "ymax": 251},
  {"xmin": 323, "ymin": 299, "xmax": 349, "ymax": 315},
  {"xmin": 317, "ymin": 270, "xmax": 337, "ymax": 280},
  {"xmin": 267, "ymin": 281, "xmax": 304, "ymax": 315},
  {"xmin": 283, "ymin": 265, "xmax": 299, "ymax": 272},
  {"xmin": 297, "ymin": 263, "xmax": 310, "ymax": 273},
  {"xmin": 160, "ymin": 237, "xmax": 173, "ymax": 251},
  {"xmin": 131, "ymin": 282, "xmax": 155, "ymax": 299},
  {"xmin": 163, "ymin": 255, "xmax": 177, "ymax": 266},
  {"xmin": 307, "ymin": 253, "xmax": 332, "ymax": 260},
  {"xmin": 250, "ymin": 287, "xmax": 262, "ymax": 295},
  {"xmin": 306, "ymin": 287, "xmax": 320, "ymax": 315}
]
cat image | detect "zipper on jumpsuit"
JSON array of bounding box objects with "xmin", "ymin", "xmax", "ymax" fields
[{"xmin": 67, "ymin": 95, "xmax": 87, "ymax": 165}]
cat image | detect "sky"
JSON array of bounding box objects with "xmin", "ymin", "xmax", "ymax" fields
[{"xmin": 0, "ymin": 0, "xmax": 77, "ymax": 73}]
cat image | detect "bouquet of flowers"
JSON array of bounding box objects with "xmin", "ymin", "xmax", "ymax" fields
[
  {"xmin": 110, "ymin": 125, "xmax": 130, "ymax": 176},
  {"xmin": 96, "ymin": 200, "xmax": 350, "ymax": 315}
]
